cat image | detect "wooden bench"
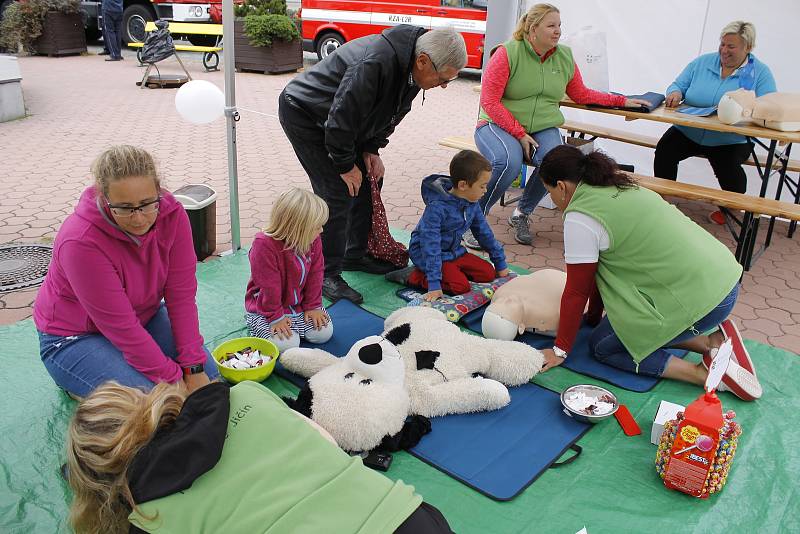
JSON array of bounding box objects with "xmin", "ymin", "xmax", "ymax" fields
[
  {"xmin": 129, "ymin": 21, "xmax": 222, "ymax": 72},
  {"xmin": 438, "ymin": 135, "xmax": 800, "ymax": 270},
  {"xmin": 630, "ymin": 173, "xmax": 800, "ymax": 270},
  {"xmin": 561, "ymin": 121, "xmax": 800, "ymax": 172}
]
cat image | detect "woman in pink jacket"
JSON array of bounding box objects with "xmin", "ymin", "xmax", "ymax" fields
[{"xmin": 34, "ymin": 146, "xmax": 219, "ymax": 398}]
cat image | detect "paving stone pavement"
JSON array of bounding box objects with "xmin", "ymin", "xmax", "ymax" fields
[{"xmin": 0, "ymin": 47, "xmax": 797, "ymax": 356}]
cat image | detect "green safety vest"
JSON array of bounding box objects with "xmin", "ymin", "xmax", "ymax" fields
[
  {"xmin": 129, "ymin": 382, "xmax": 421, "ymax": 533},
  {"xmin": 479, "ymin": 39, "xmax": 574, "ymax": 133},
  {"xmin": 565, "ymin": 183, "xmax": 742, "ymax": 362}
]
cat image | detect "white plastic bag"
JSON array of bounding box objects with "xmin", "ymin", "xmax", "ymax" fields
[{"xmin": 562, "ymin": 26, "xmax": 609, "ymax": 92}]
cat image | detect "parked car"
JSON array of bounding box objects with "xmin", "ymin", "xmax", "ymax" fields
[{"xmin": 299, "ymin": 0, "xmax": 487, "ymax": 69}]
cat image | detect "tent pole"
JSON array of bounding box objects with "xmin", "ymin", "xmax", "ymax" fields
[{"xmin": 222, "ymin": 0, "xmax": 241, "ymax": 252}]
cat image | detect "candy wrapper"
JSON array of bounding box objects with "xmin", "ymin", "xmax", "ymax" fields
[
  {"xmin": 655, "ymin": 409, "xmax": 742, "ymax": 498},
  {"xmin": 220, "ymin": 346, "xmax": 273, "ymax": 370},
  {"xmin": 564, "ymin": 390, "xmax": 616, "ymax": 416}
]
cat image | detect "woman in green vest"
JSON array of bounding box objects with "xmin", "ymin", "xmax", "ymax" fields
[
  {"xmin": 65, "ymin": 381, "xmax": 453, "ymax": 534},
  {"xmin": 469, "ymin": 3, "xmax": 649, "ymax": 249},
  {"xmin": 535, "ymin": 145, "xmax": 762, "ymax": 401}
]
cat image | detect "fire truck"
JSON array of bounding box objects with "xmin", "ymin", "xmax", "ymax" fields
[
  {"xmin": 78, "ymin": 0, "xmax": 225, "ymax": 45},
  {"xmin": 299, "ymin": 0, "xmax": 487, "ymax": 69}
]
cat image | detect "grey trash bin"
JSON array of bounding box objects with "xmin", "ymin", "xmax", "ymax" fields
[{"xmin": 173, "ymin": 184, "xmax": 218, "ymax": 262}]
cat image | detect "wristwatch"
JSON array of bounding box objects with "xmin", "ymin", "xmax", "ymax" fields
[
  {"xmin": 182, "ymin": 364, "xmax": 205, "ymax": 377},
  {"xmin": 552, "ymin": 346, "xmax": 567, "ymax": 360}
]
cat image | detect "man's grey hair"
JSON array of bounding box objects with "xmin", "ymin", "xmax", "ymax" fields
[{"xmin": 415, "ymin": 27, "xmax": 468, "ymax": 71}]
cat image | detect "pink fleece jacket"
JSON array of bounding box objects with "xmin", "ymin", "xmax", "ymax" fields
[
  {"xmin": 33, "ymin": 187, "xmax": 205, "ymax": 384},
  {"xmin": 244, "ymin": 232, "xmax": 324, "ymax": 324}
]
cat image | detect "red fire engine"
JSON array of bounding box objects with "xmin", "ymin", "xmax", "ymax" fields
[{"xmin": 299, "ymin": 0, "xmax": 487, "ymax": 69}]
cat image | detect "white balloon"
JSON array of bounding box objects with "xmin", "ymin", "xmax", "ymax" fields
[{"xmin": 175, "ymin": 80, "xmax": 225, "ymax": 125}]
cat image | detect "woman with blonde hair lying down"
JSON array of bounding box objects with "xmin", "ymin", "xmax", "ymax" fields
[{"xmin": 65, "ymin": 381, "xmax": 453, "ymax": 534}]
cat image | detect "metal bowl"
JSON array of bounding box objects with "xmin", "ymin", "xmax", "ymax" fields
[{"xmin": 560, "ymin": 384, "xmax": 619, "ymax": 424}]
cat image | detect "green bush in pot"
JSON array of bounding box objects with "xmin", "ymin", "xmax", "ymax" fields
[{"xmin": 234, "ymin": 0, "xmax": 300, "ymax": 48}]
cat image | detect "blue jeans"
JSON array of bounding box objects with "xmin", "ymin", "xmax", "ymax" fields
[
  {"xmin": 38, "ymin": 304, "xmax": 220, "ymax": 397},
  {"xmin": 474, "ymin": 123, "xmax": 563, "ymax": 216},
  {"xmin": 589, "ymin": 284, "xmax": 740, "ymax": 377}
]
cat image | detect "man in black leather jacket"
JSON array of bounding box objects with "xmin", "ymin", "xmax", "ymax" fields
[{"xmin": 279, "ymin": 24, "xmax": 467, "ymax": 304}]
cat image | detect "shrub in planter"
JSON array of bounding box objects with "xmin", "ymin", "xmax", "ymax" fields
[
  {"xmin": 242, "ymin": 13, "xmax": 300, "ymax": 47},
  {"xmin": 233, "ymin": 0, "xmax": 302, "ymax": 74},
  {"xmin": 0, "ymin": 0, "xmax": 85, "ymax": 55}
]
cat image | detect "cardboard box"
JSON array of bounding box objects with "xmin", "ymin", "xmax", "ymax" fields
[{"xmin": 651, "ymin": 400, "xmax": 685, "ymax": 445}]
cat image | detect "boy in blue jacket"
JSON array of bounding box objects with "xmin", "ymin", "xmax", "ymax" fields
[{"xmin": 407, "ymin": 150, "xmax": 509, "ymax": 301}]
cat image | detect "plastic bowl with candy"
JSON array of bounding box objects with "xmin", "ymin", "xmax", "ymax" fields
[
  {"xmin": 212, "ymin": 337, "xmax": 279, "ymax": 384},
  {"xmin": 560, "ymin": 384, "xmax": 619, "ymax": 424}
]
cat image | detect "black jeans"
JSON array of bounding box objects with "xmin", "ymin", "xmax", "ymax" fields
[
  {"xmin": 654, "ymin": 126, "xmax": 753, "ymax": 194},
  {"xmin": 102, "ymin": 10, "xmax": 123, "ymax": 60},
  {"xmin": 278, "ymin": 91, "xmax": 373, "ymax": 277}
]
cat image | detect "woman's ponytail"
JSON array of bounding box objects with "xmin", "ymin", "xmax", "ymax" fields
[
  {"xmin": 579, "ymin": 151, "xmax": 637, "ymax": 189},
  {"xmin": 540, "ymin": 145, "xmax": 637, "ymax": 190}
]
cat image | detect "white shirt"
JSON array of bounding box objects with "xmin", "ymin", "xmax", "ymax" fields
[{"xmin": 563, "ymin": 211, "xmax": 609, "ymax": 264}]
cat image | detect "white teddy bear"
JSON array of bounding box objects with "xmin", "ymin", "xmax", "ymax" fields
[
  {"xmin": 281, "ymin": 307, "xmax": 544, "ymax": 452},
  {"xmin": 382, "ymin": 306, "xmax": 544, "ymax": 417}
]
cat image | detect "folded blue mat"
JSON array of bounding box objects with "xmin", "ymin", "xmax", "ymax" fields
[
  {"xmin": 460, "ymin": 307, "xmax": 687, "ymax": 393},
  {"xmin": 274, "ymin": 300, "xmax": 592, "ymax": 501}
]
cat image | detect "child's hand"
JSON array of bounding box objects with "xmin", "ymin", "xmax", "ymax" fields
[
  {"xmin": 497, "ymin": 268, "xmax": 510, "ymax": 277},
  {"xmin": 423, "ymin": 290, "xmax": 443, "ymax": 302},
  {"xmin": 271, "ymin": 317, "xmax": 293, "ymax": 340},
  {"xmin": 304, "ymin": 309, "xmax": 329, "ymax": 330}
]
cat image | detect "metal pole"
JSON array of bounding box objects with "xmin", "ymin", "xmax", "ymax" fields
[{"xmin": 223, "ymin": 0, "xmax": 241, "ymax": 252}]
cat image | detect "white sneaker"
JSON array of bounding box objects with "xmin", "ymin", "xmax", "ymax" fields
[{"xmin": 704, "ymin": 347, "xmax": 762, "ymax": 401}]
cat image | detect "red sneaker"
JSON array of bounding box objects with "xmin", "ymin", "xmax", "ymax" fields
[
  {"xmin": 719, "ymin": 319, "xmax": 756, "ymax": 377},
  {"xmin": 708, "ymin": 210, "xmax": 726, "ymax": 225},
  {"xmin": 702, "ymin": 345, "xmax": 762, "ymax": 401}
]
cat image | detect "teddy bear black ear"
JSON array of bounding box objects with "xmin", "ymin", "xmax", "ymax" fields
[
  {"xmin": 283, "ymin": 384, "xmax": 314, "ymax": 418},
  {"xmin": 384, "ymin": 323, "xmax": 411, "ymax": 346}
]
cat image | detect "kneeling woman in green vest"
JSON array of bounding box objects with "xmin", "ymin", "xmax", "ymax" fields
[
  {"xmin": 536, "ymin": 145, "xmax": 762, "ymax": 401},
  {"xmin": 65, "ymin": 381, "xmax": 453, "ymax": 534}
]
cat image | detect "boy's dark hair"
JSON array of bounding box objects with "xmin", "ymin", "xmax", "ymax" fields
[{"xmin": 450, "ymin": 150, "xmax": 491, "ymax": 187}]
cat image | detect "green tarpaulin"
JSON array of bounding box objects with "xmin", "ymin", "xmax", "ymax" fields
[{"xmin": 2, "ymin": 249, "xmax": 798, "ymax": 533}]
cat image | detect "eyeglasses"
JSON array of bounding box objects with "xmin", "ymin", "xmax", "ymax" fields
[
  {"xmin": 106, "ymin": 197, "xmax": 161, "ymax": 217},
  {"xmin": 428, "ymin": 56, "xmax": 459, "ymax": 86}
]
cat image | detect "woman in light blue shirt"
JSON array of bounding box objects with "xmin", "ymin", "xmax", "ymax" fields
[{"xmin": 654, "ymin": 21, "xmax": 776, "ymax": 224}]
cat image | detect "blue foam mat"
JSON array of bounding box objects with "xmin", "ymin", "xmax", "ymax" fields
[
  {"xmin": 460, "ymin": 307, "xmax": 687, "ymax": 393},
  {"xmin": 274, "ymin": 299, "xmax": 385, "ymax": 387},
  {"xmin": 275, "ymin": 300, "xmax": 592, "ymax": 501},
  {"xmin": 409, "ymin": 383, "xmax": 590, "ymax": 501}
]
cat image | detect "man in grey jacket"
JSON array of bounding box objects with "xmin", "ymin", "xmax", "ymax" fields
[{"xmin": 279, "ymin": 25, "xmax": 467, "ymax": 304}]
